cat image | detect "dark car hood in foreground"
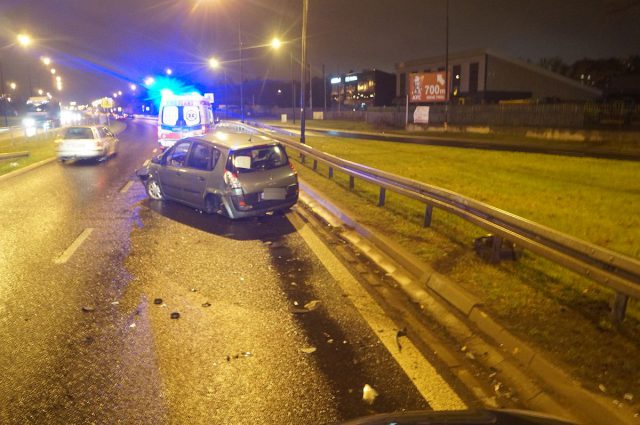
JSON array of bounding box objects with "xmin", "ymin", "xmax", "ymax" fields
[{"xmin": 337, "ymin": 409, "xmax": 578, "ymax": 425}]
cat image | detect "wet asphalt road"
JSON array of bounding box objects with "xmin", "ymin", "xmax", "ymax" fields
[{"xmin": 0, "ymin": 120, "xmax": 452, "ymax": 424}]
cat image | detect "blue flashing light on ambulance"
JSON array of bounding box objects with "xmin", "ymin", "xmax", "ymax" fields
[{"xmin": 157, "ymin": 91, "xmax": 215, "ymax": 149}]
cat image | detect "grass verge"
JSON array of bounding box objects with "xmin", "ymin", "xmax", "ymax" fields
[{"xmin": 287, "ymin": 134, "xmax": 640, "ymax": 404}]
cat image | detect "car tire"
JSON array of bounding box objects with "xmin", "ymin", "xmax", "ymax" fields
[
  {"xmin": 204, "ymin": 194, "xmax": 221, "ymax": 214},
  {"xmin": 145, "ymin": 178, "xmax": 164, "ymax": 200}
]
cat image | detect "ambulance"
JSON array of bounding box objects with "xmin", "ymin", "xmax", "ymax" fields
[{"xmin": 157, "ymin": 92, "xmax": 215, "ymax": 149}]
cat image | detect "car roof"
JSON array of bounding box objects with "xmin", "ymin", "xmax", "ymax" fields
[{"xmin": 195, "ymin": 130, "xmax": 280, "ymax": 151}]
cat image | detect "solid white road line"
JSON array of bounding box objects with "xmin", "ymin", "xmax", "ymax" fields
[
  {"xmin": 119, "ymin": 180, "xmax": 134, "ymax": 194},
  {"xmin": 291, "ymin": 217, "xmax": 467, "ymax": 411},
  {"xmin": 54, "ymin": 228, "xmax": 94, "ymax": 265}
]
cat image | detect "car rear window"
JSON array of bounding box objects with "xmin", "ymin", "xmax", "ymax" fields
[
  {"xmin": 229, "ymin": 145, "xmax": 288, "ymax": 173},
  {"xmin": 64, "ymin": 127, "xmax": 94, "ymax": 139}
]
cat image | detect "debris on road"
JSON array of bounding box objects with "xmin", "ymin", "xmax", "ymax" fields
[
  {"xmin": 362, "ymin": 384, "xmax": 379, "ymax": 405},
  {"xmin": 81, "ymin": 306, "xmax": 95, "ymax": 313},
  {"xmin": 153, "ymin": 298, "xmax": 163, "ymax": 305},
  {"xmin": 304, "ymin": 300, "xmax": 321, "ymax": 311},
  {"xmin": 110, "ymin": 301, "xmax": 120, "ymax": 306},
  {"xmin": 624, "ymin": 393, "xmax": 634, "ymax": 402},
  {"xmin": 395, "ymin": 327, "xmax": 407, "ymax": 352},
  {"xmin": 190, "ymin": 288, "xmax": 198, "ymax": 292},
  {"xmin": 170, "ymin": 312, "xmax": 180, "ymax": 319},
  {"xmin": 300, "ymin": 347, "xmax": 317, "ymax": 354},
  {"xmin": 202, "ymin": 302, "xmax": 212, "ymax": 308},
  {"xmin": 599, "ymin": 384, "xmax": 607, "ymax": 393},
  {"xmin": 129, "ymin": 323, "xmax": 136, "ymax": 329}
]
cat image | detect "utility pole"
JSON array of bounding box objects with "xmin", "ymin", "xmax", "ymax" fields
[
  {"xmin": 0, "ymin": 62, "xmax": 7, "ymax": 126},
  {"xmin": 322, "ymin": 63, "xmax": 326, "ymax": 115},
  {"xmin": 291, "ymin": 52, "xmax": 296, "ymax": 124},
  {"xmin": 444, "ymin": 0, "xmax": 449, "ymax": 129},
  {"xmin": 239, "ymin": 26, "xmax": 244, "ymax": 123},
  {"xmin": 300, "ymin": 0, "xmax": 308, "ymax": 144}
]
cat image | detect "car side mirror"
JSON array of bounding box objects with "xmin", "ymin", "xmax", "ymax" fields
[{"xmin": 151, "ymin": 153, "xmax": 165, "ymax": 165}]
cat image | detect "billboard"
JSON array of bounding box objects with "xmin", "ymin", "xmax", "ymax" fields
[{"xmin": 409, "ymin": 72, "xmax": 447, "ymax": 103}]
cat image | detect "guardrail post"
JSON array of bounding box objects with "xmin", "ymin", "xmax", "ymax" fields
[
  {"xmin": 423, "ymin": 204, "xmax": 433, "ymax": 227},
  {"xmin": 300, "ymin": 153, "xmax": 306, "ymax": 164},
  {"xmin": 491, "ymin": 235, "xmax": 503, "ymax": 264},
  {"xmin": 313, "ymin": 159, "xmax": 318, "ymax": 170},
  {"xmin": 328, "ymin": 167, "xmax": 333, "ymax": 178},
  {"xmin": 378, "ymin": 187, "xmax": 386, "ymax": 206},
  {"xmin": 349, "ymin": 176, "xmax": 355, "ymax": 191},
  {"xmin": 611, "ymin": 292, "xmax": 629, "ymax": 323}
]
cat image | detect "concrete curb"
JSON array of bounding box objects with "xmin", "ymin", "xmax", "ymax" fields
[{"xmin": 298, "ymin": 179, "xmax": 636, "ymax": 425}]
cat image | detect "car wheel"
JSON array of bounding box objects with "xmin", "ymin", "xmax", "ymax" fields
[
  {"xmin": 146, "ymin": 178, "xmax": 163, "ymax": 200},
  {"xmin": 204, "ymin": 194, "xmax": 220, "ymax": 214}
]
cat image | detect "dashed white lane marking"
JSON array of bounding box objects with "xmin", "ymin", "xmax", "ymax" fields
[
  {"xmin": 119, "ymin": 180, "xmax": 134, "ymax": 194},
  {"xmin": 54, "ymin": 228, "xmax": 94, "ymax": 265},
  {"xmin": 291, "ymin": 216, "xmax": 467, "ymax": 411}
]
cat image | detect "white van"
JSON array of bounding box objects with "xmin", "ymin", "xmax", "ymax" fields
[{"xmin": 157, "ymin": 93, "xmax": 215, "ymax": 149}]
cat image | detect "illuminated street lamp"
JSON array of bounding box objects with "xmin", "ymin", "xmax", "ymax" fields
[
  {"xmin": 270, "ymin": 37, "xmax": 282, "ymax": 50},
  {"xmin": 41, "ymin": 56, "xmax": 51, "ymax": 66},
  {"xmin": 17, "ymin": 33, "xmax": 33, "ymax": 95},
  {"xmin": 271, "ymin": 37, "xmax": 296, "ymax": 124},
  {"xmin": 165, "ymin": 68, "xmax": 173, "ymax": 75},
  {"xmin": 117, "ymin": 90, "xmax": 122, "ymax": 96},
  {"xmin": 17, "ymin": 33, "xmax": 32, "ymax": 47},
  {"xmin": 208, "ymin": 57, "xmax": 220, "ymax": 69},
  {"xmin": 9, "ymin": 82, "xmax": 16, "ymax": 90},
  {"xmin": 37, "ymin": 89, "xmax": 43, "ymax": 95},
  {"xmin": 113, "ymin": 92, "xmax": 118, "ymax": 98},
  {"xmin": 130, "ymin": 83, "xmax": 137, "ymax": 91},
  {"xmin": 50, "ymin": 68, "xmax": 56, "ymax": 75},
  {"xmin": 144, "ymin": 77, "xmax": 155, "ymax": 87},
  {"xmin": 55, "ymin": 76, "xmax": 62, "ymax": 82}
]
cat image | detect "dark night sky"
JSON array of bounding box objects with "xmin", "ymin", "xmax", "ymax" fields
[{"xmin": 1, "ymin": 0, "xmax": 639, "ymax": 102}]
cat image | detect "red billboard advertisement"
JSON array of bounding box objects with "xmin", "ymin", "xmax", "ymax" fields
[{"xmin": 409, "ymin": 72, "xmax": 448, "ymax": 103}]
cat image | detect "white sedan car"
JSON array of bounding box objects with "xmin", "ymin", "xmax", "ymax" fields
[{"xmin": 57, "ymin": 125, "xmax": 119, "ymax": 162}]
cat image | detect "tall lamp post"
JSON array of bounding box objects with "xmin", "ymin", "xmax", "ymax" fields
[
  {"xmin": 271, "ymin": 37, "xmax": 296, "ymax": 124},
  {"xmin": 299, "ymin": 0, "xmax": 309, "ymax": 144},
  {"xmin": 17, "ymin": 33, "xmax": 33, "ymax": 97},
  {"xmin": 239, "ymin": 27, "xmax": 244, "ymax": 123}
]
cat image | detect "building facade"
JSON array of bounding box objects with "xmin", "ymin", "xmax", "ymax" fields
[
  {"xmin": 329, "ymin": 69, "xmax": 396, "ymax": 109},
  {"xmin": 396, "ymin": 48, "xmax": 601, "ymax": 104}
]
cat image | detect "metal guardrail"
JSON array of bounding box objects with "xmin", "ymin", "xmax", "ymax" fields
[{"xmin": 245, "ymin": 121, "xmax": 640, "ymax": 321}]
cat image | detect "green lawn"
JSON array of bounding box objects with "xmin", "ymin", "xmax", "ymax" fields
[{"xmin": 287, "ymin": 133, "xmax": 640, "ymax": 399}]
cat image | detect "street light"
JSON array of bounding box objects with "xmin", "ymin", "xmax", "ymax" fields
[
  {"xmin": 117, "ymin": 90, "xmax": 122, "ymax": 96},
  {"xmin": 113, "ymin": 92, "xmax": 118, "ymax": 98},
  {"xmin": 300, "ymin": 0, "xmax": 309, "ymax": 144},
  {"xmin": 271, "ymin": 37, "xmax": 296, "ymax": 124},
  {"xmin": 208, "ymin": 57, "xmax": 220, "ymax": 69},
  {"xmin": 165, "ymin": 68, "xmax": 173, "ymax": 75},
  {"xmin": 50, "ymin": 68, "xmax": 56, "ymax": 74},
  {"xmin": 37, "ymin": 89, "xmax": 43, "ymax": 95},
  {"xmin": 130, "ymin": 84, "xmax": 137, "ymax": 91},
  {"xmin": 144, "ymin": 77, "xmax": 155, "ymax": 87},
  {"xmin": 17, "ymin": 33, "xmax": 33, "ymax": 96},
  {"xmin": 17, "ymin": 33, "xmax": 32, "ymax": 47},
  {"xmin": 9, "ymin": 82, "xmax": 16, "ymax": 90},
  {"xmin": 41, "ymin": 56, "xmax": 51, "ymax": 66}
]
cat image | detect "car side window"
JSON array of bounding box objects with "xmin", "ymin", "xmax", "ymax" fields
[
  {"xmin": 186, "ymin": 143, "xmax": 219, "ymax": 171},
  {"xmin": 168, "ymin": 141, "xmax": 190, "ymax": 167}
]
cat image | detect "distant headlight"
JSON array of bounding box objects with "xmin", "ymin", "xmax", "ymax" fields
[{"xmin": 22, "ymin": 118, "xmax": 36, "ymax": 127}]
